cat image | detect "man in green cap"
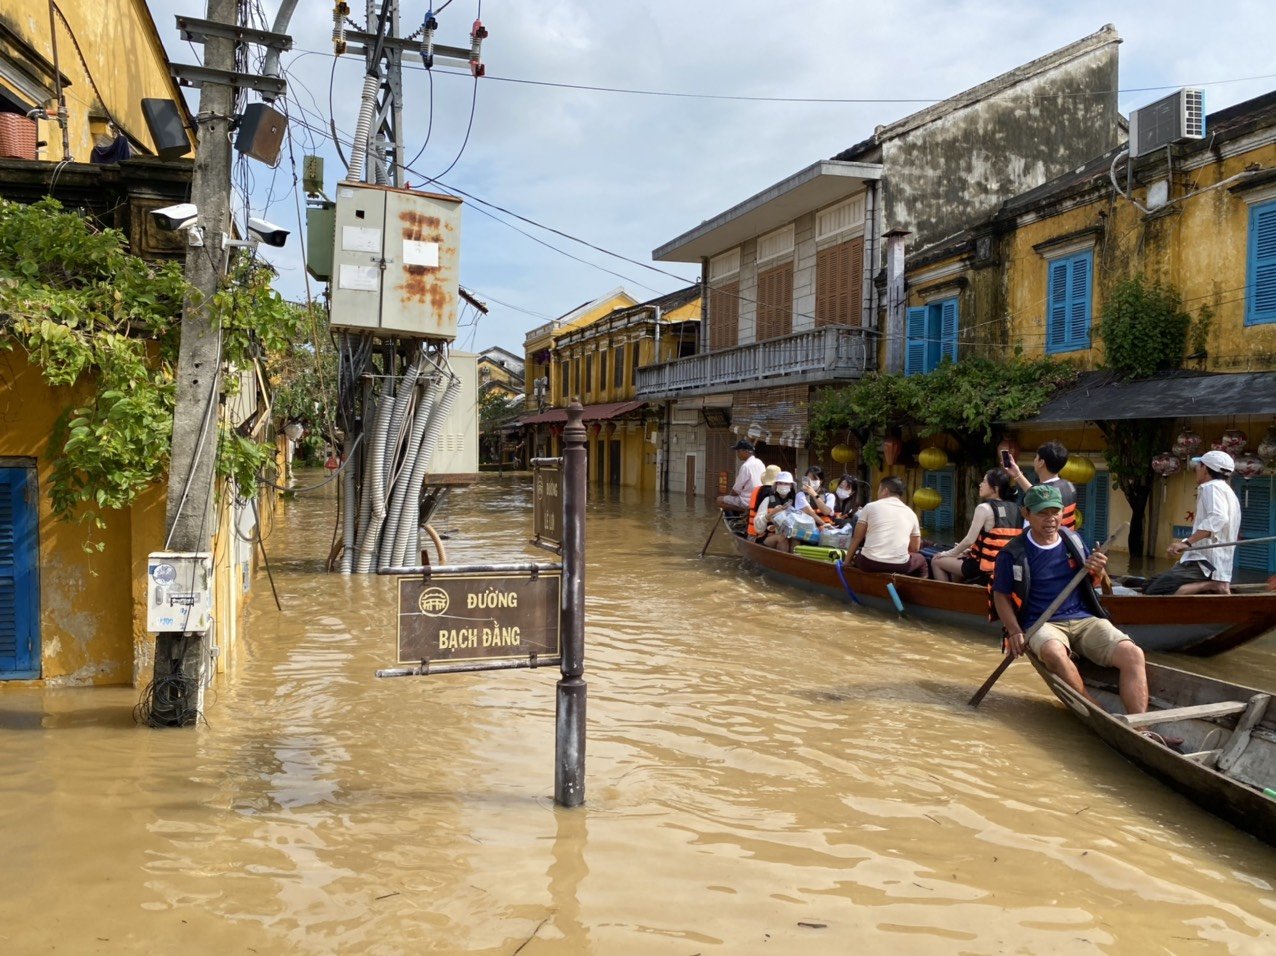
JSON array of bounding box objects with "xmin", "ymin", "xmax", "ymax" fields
[{"xmin": 991, "ymin": 484, "xmax": 1149, "ymax": 717}]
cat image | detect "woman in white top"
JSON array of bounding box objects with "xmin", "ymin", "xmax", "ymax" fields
[
  {"xmin": 754, "ymin": 471, "xmax": 798, "ymax": 552},
  {"xmin": 795, "ymin": 466, "xmax": 835, "ymax": 525},
  {"xmin": 930, "ymin": 467, "xmax": 1016, "ymax": 582}
]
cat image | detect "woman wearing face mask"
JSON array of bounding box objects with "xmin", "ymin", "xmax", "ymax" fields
[
  {"xmin": 831, "ymin": 474, "xmax": 860, "ymax": 525},
  {"xmin": 795, "ymin": 466, "xmax": 835, "ymax": 526},
  {"xmin": 753, "ymin": 471, "xmax": 798, "ymax": 552}
]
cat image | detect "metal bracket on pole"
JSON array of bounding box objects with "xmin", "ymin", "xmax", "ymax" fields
[
  {"xmin": 344, "ymin": 31, "xmax": 471, "ymax": 64},
  {"xmin": 176, "ymin": 16, "xmax": 293, "ymax": 51},
  {"xmin": 170, "ymin": 65, "xmax": 287, "ymax": 98}
]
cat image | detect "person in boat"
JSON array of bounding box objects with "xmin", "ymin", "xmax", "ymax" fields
[
  {"xmin": 795, "ymin": 466, "xmax": 836, "ymax": 526},
  {"xmin": 754, "ymin": 471, "xmax": 798, "ymax": 552},
  {"xmin": 1144, "ymin": 450, "xmax": 1242, "ymax": 596},
  {"xmin": 846, "ymin": 476, "xmax": 929, "ymax": 577},
  {"xmin": 746, "ymin": 464, "xmax": 783, "ymax": 539},
  {"xmin": 716, "ymin": 439, "xmax": 766, "ymax": 513},
  {"xmin": 992, "ymin": 484, "xmax": 1148, "ymax": 716},
  {"xmin": 1004, "ymin": 440, "xmax": 1078, "ymax": 531},
  {"xmin": 930, "ymin": 467, "xmax": 1018, "ymax": 584},
  {"xmin": 831, "ymin": 474, "xmax": 861, "ymax": 525}
]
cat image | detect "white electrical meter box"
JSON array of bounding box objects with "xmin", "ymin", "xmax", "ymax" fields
[
  {"xmin": 430, "ymin": 352, "xmax": 479, "ymax": 475},
  {"xmin": 146, "ymin": 551, "xmax": 214, "ymax": 634},
  {"xmin": 329, "ymin": 181, "xmax": 462, "ymax": 340}
]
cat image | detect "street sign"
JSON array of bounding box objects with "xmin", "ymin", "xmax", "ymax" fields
[
  {"xmin": 397, "ymin": 570, "xmax": 562, "ymax": 665},
  {"xmin": 533, "ymin": 459, "xmax": 563, "ymax": 546}
]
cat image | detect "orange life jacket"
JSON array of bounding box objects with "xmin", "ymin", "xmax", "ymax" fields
[
  {"xmin": 972, "ymin": 499, "xmax": 1023, "ymax": 575},
  {"xmin": 747, "ymin": 484, "xmax": 772, "ymax": 535},
  {"xmin": 1054, "ymin": 479, "xmax": 1078, "ymax": 530}
]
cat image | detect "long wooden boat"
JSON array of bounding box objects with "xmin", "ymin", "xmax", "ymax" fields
[
  {"xmin": 1025, "ymin": 654, "xmax": 1276, "ymax": 845},
  {"xmin": 726, "ymin": 527, "xmax": 1276, "ymax": 656}
]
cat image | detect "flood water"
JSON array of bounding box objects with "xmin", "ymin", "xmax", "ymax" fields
[{"xmin": 2, "ymin": 475, "xmax": 1275, "ymax": 954}]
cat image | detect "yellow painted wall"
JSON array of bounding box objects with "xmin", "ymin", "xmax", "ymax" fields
[{"xmin": 2, "ymin": 0, "xmax": 195, "ymax": 161}]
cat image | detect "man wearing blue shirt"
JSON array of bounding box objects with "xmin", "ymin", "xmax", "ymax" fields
[{"xmin": 991, "ymin": 484, "xmax": 1148, "ymax": 717}]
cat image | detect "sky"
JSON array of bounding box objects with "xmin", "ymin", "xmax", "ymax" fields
[{"xmin": 149, "ymin": 1, "xmax": 1276, "ymax": 357}]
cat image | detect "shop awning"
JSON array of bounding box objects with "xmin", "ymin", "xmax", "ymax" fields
[
  {"xmin": 1023, "ymin": 370, "xmax": 1276, "ymax": 423},
  {"xmin": 519, "ymin": 400, "xmax": 646, "ymax": 426}
]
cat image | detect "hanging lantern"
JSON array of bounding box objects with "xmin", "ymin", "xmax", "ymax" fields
[
  {"xmin": 918, "ymin": 447, "xmax": 950, "ymax": 471},
  {"xmin": 1219, "ymin": 429, "xmax": 1248, "ymax": 455},
  {"xmin": 1151, "ymin": 453, "xmax": 1180, "ymax": 502},
  {"xmin": 1059, "ymin": 456, "xmax": 1096, "ymax": 485},
  {"xmin": 996, "ymin": 437, "xmax": 1020, "ymax": 464},
  {"xmin": 883, "ymin": 435, "xmax": 903, "ymax": 467},
  {"xmin": 1234, "ymin": 453, "xmax": 1265, "ymax": 506},
  {"xmin": 1171, "ymin": 429, "xmax": 1203, "ymax": 460},
  {"xmin": 1257, "ymin": 426, "xmax": 1276, "ymax": 469},
  {"xmin": 831, "ymin": 443, "xmax": 854, "ymax": 464},
  {"xmin": 912, "ymin": 486, "xmax": 942, "ymax": 512},
  {"xmin": 1074, "ymin": 509, "xmax": 1085, "ymax": 531}
]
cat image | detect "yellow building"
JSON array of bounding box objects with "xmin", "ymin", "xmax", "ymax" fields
[{"xmin": 0, "ymin": 2, "xmax": 259, "ymax": 686}]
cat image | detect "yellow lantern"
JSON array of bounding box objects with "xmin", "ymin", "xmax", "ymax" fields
[
  {"xmin": 918, "ymin": 447, "xmax": 949, "ymax": 471},
  {"xmin": 1059, "ymin": 456, "xmax": 1096, "ymax": 485},
  {"xmin": 831, "ymin": 443, "xmax": 854, "ymax": 464},
  {"xmin": 1073, "ymin": 509, "xmax": 1085, "ymax": 530},
  {"xmin": 913, "ymin": 487, "xmax": 942, "ymax": 512}
]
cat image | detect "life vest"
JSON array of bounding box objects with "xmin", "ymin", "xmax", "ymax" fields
[
  {"xmin": 986, "ymin": 527, "xmax": 1106, "ymax": 624},
  {"xmin": 971, "ymin": 499, "xmax": 1023, "ymax": 575},
  {"xmin": 1051, "ymin": 478, "xmax": 1078, "ymax": 530},
  {"xmin": 747, "ymin": 484, "xmax": 772, "ymax": 535}
]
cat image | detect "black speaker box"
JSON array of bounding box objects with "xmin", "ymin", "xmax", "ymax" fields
[
  {"xmin": 235, "ymin": 103, "xmax": 286, "ymax": 167},
  {"xmin": 141, "ymin": 98, "xmax": 191, "ymax": 161}
]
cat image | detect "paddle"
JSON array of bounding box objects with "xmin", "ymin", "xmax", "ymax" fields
[
  {"xmin": 968, "ymin": 522, "xmax": 1128, "ymax": 708},
  {"xmin": 698, "ymin": 511, "xmax": 724, "ymax": 558},
  {"xmin": 1172, "ymin": 534, "xmax": 1276, "ymax": 552}
]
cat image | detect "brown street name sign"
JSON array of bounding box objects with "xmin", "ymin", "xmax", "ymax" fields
[
  {"xmin": 397, "ymin": 570, "xmax": 562, "ymax": 665},
  {"xmin": 533, "ymin": 459, "xmax": 562, "ymax": 546}
]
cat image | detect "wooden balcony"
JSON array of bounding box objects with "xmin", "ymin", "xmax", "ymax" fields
[{"xmin": 634, "ymin": 325, "xmax": 874, "ymax": 399}]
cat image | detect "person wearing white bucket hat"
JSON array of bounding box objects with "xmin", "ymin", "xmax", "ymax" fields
[{"xmin": 1144, "ymin": 449, "xmax": 1242, "ymax": 595}]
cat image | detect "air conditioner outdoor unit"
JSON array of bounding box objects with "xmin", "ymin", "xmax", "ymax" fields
[{"xmin": 1128, "ymin": 88, "xmax": 1205, "ymax": 158}]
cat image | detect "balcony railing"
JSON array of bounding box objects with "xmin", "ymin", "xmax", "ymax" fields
[{"xmin": 634, "ymin": 325, "xmax": 873, "ymax": 399}]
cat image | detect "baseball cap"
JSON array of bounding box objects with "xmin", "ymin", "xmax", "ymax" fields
[
  {"xmin": 1023, "ymin": 484, "xmax": 1064, "ymax": 513},
  {"xmin": 732, "ymin": 439, "xmax": 754, "ymax": 452},
  {"xmin": 1190, "ymin": 450, "xmax": 1234, "ymax": 473}
]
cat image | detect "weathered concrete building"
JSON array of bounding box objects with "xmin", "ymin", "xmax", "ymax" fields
[{"xmin": 642, "ymin": 25, "xmax": 1125, "ymax": 499}]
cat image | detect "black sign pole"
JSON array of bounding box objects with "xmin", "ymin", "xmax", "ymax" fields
[{"xmin": 555, "ymin": 400, "xmax": 587, "ymax": 807}]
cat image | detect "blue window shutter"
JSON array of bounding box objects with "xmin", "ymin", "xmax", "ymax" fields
[
  {"xmin": 1068, "ymin": 251, "xmax": 1092, "ymax": 348},
  {"xmin": 0, "ymin": 468, "xmax": 38, "ymax": 677},
  {"xmin": 905, "ymin": 307, "xmax": 927, "ymax": 376},
  {"xmin": 1247, "ymin": 202, "xmax": 1276, "ymax": 326},
  {"xmin": 939, "ymin": 298, "xmax": 958, "ymax": 363},
  {"xmin": 1081, "ymin": 474, "xmax": 1110, "ymax": 550},
  {"xmin": 1047, "ymin": 258, "xmax": 1069, "ymax": 352},
  {"xmin": 1232, "ymin": 476, "xmax": 1275, "ymax": 573},
  {"xmin": 923, "ymin": 468, "xmax": 955, "ymax": 532}
]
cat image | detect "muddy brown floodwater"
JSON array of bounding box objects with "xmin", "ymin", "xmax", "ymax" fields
[{"xmin": 2, "ymin": 475, "xmax": 1275, "ymax": 954}]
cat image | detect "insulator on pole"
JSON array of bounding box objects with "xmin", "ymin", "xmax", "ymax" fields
[
  {"xmin": 469, "ymin": 19, "xmax": 488, "ymax": 77},
  {"xmin": 332, "ymin": 2, "xmax": 349, "ymax": 55},
  {"xmin": 421, "ymin": 15, "xmax": 438, "ymax": 69}
]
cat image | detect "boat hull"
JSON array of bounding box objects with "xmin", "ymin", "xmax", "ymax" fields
[{"xmin": 728, "ymin": 531, "xmax": 1276, "ymax": 656}]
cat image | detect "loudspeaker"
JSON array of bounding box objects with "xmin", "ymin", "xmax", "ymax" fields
[
  {"xmin": 140, "ymin": 99, "xmax": 191, "ymax": 161},
  {"xmin": 234, "ymin": 103, "xmax": 286, "ymax": 167}
]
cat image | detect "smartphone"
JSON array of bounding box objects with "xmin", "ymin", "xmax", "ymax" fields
[{"xmin": 1001, "ymin": 449, "xmax": 1013, "ymax": 469}]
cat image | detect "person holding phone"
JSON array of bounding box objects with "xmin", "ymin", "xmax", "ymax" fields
[{"xmin": 1003, "ymin": 440, "xmax": 1078, "ymax": 530}]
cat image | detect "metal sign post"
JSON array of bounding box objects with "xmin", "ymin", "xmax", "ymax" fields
[{"xmin": 556, "ymin": 401, "xmax": 587, "ymax": 807}]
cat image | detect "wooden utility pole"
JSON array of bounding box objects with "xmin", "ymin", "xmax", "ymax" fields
[{"xmin": 150, "ymin": 0, "xmax": 239, "ymax": 725}]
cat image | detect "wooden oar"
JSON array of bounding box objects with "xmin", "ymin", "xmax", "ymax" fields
[
  {"xmin": 1174, "ymin": 534, "xmax": 1276, "ymax": 552},
  {"xmin": 698, "ymin": 511, "xmax": 725, "ymax": 558},
  {"xmin": 968, "ymin": 523, "xmax": 1127, "ymax": 708}
]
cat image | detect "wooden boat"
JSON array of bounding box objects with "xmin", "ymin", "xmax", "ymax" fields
[
  {"xmin": 1025, "ymin": 654, "xmax": 1276, "ymax": 845},
  {"xmin": 726, "ymin": 526, "xmax": 1276, "ymax": 656}
]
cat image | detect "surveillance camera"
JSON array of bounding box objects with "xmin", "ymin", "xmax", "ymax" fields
[
  {"xmin": 151, "ymin": 203, "xmax": 199, "ymax": 231},
  {"xmin": 247, "ymin": 217, "xmax": 289, "ymax": 247}
]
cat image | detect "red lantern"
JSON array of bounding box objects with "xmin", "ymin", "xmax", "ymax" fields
[
  {"xmin": 1234, "ymin": 453, "xmax": 1264, "ymax": 506},
  {"xmin": 1151, "ymin": 452, "xmax": 1180, "ymax": 503},
  {"xmin": 883, "ymin": 435, "xmax": 903, "ymax": 467},
  {"xmin": 1171, "ymin": 429, "xmax": 1202, "ymax": 460},
  {"xmin": 1219, "ymin": 429, "xmax": 1248, "ymax": 455}
]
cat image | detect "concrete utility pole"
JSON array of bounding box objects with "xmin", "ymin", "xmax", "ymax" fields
[{"xmin": 152, "ymin": 0, "xmax": 239, "ymax": 725}]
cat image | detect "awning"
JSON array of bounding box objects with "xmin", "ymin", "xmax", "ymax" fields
[
  {"xmin": 519, "ymin": 400, "xmax": 646, "ymax": 426},
  {"xmin": 1024, "ymin": 370, "xmax": 1276, "ymax": 424}
]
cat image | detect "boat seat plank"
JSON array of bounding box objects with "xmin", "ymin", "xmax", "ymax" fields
[
  {"xmin": 1216, "ymin": 694, "xmax": 1272, "ymax": 774},
  {"xmin": 1120, "ymin": 700, "xmax": 1249, "ymax": 727}
]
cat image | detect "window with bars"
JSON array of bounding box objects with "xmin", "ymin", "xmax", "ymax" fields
[
  {"xmin": 1046, "ymin": 250, "xmax": 1093, "ymax": 353},
  {"xmin": 815, "ymin": 237, "xmax": 864, "ymax": 327},
  {"xmin": 709, "ymin": 281, "xmax": 739, "ymax": 350},
  {"xmin": 755, "ymin": 263, "xmax": 793, "ymax": 341}
]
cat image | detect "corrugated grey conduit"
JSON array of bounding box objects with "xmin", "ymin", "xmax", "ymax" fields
[
  {"xmin": 352, "ymin": 377, "xmax": 399, "ymax": 573},
  {"xmin": 346, "ymin": 74, "xmax": 380, "ymax": 183},
  {"xmin": 379, "ymin": 374, "xmax": 442, "ymax": 569},
  {"xmin": 393, "ymin": 375, "xmax": 460, "ymax": 567}
]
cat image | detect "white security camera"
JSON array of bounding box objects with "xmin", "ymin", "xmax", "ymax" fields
[
  {"xmin": 247, "ymin": 217, "xmax": 289, "ymax": 247},
  {"xmin": 151, "ymin": 203, "xmax": 199, "ymax": 231}
]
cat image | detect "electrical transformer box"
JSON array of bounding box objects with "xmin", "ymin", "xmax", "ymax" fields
[
  {"xmin": 329, "ymin": 181, "xmax": 462, "ymax": 339},
  {"xmin": 146, "ymin": 551, "xmax": 213, "ymax": 633},
  {"xmin": 431, "ymin": 352, "xmax": 479, "ymax": 476}
]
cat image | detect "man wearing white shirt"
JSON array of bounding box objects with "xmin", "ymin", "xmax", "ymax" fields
[
  {"xmin": 1145, "ymin": 450, "xmax": 1242, "ymax": 595},
  {"xmin": 716, "ymin": 439, "xmax": 766, "ymax": 512}
]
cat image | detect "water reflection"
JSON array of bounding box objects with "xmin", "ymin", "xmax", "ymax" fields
[{"xmin": 0, "ymin": 474, "xmax": 1273, "ymax": 953}]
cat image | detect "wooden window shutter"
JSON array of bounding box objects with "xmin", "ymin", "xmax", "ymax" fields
[{"xmin": 709, "ymin": 281, "xmax": 739, "ymax": 350}]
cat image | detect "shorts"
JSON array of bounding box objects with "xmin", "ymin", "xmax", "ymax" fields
[
  {"xmin": 1028, "ymin": 616, "xmax": 1131, "ymax": 667},
  {"xmin": 719, "ymin": 493, "xmax": 749, "ymax": 510},
  {"xmin": 854, "ymin": 552, "xmax": 929, "ymax": 578},
  {"xmin": 1143, "ymin": 560, "xmax": 1215, "ymax": 595}
]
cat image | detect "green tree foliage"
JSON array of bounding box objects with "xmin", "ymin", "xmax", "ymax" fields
[
  {"xmin": 264, "ymin": 299, "xmax": 338, "ymax": 458},
  {"xmin": 0, "ymin": 198, "xmax": 304, "ymax": 546},
  {"xmin": 1098, "ymin": 274, "xmax": 1195, "ymax": 378}
]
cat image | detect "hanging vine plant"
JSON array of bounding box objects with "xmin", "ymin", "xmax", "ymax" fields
[{"xmin": 0, "ymin": 198, "xmax": 303, "ymax": 548}]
